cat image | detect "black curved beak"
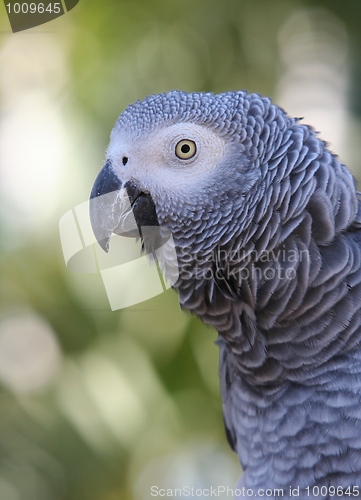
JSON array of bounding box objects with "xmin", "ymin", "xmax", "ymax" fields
[
  {"xmin": 89, "ymin": 161, "xmax": 124, "ymax": 252},
  {"xmin": 89, "ymin": 161, "xmax": 159, "ymax": 252}
]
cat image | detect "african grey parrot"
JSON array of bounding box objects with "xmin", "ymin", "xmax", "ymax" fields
[{"xmin": 89, "ymin": 91, "xmax": 361, "ymax": 497}]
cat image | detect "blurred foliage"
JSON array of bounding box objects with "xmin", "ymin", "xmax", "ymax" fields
[{"xmin": 1, "ymin": 0, "xmax": 361, "ymax": 499}]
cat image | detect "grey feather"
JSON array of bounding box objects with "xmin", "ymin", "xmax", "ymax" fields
[{"xmin": 90, "ymin": 90, "xmax": 361, "ymax": 496}]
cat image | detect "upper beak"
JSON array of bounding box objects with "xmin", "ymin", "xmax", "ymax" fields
[
  {"xmin": 89, "ymin": 160, "xmax": 124, "ymax": 252},
  {"xmin": 89, "ymin": 160, "xmax": 159, "ymax": 252}
]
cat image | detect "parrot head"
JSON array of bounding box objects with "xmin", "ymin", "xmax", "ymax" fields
[{"xmin": 89, "ymin": 90, "xmax": 288, "ymax": 258}]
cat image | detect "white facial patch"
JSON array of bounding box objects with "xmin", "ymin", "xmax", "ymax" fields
[{"xmin": 106, "ymin": 123, "xmax": 226, "ymax": 197}]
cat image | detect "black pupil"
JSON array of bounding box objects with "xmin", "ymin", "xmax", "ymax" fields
[
  {"xmin": 122, "ymin": 156, "xmax": 128, "ymax": 165},
  {"xmin": 181, "ymin": 144, "xmax": 190, "ymax": 154}
]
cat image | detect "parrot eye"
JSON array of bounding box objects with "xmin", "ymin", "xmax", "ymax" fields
[{"xmin": 175, "ymin": 139, "xmax": 197, "ymax": 160}]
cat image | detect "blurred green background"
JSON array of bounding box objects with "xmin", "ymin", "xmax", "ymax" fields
[{"xmin": 1, "ymin": 1, "xmax": 361, "ymax": 499}]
